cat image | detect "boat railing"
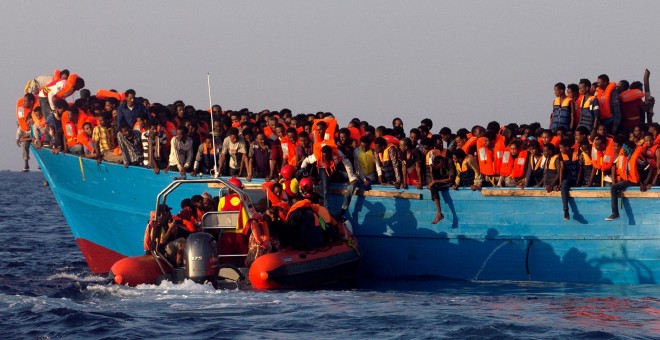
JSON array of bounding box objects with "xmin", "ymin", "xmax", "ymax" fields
[{"xmin": 154, "ymin": 178, "xmax": 256, "ymax": 220}]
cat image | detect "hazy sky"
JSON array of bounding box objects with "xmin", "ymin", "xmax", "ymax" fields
[{"xmin": 3, "ymin": 1, "xmax": 659, "ymax": 170}]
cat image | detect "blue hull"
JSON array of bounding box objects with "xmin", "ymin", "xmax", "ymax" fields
[{"xmin": 33, "ymin": 148, "xmax": 659, "ymax": 284}]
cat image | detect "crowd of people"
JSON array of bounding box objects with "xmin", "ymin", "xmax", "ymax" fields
[{"xmin": 15, "ymin": 69, "xmax": 658, "ymax": 226}]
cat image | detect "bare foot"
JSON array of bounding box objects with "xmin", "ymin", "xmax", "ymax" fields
[{"xmin": 431, "ymin": 213, "xmax": 444, "ymax": 224}]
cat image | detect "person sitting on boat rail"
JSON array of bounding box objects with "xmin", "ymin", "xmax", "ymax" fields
[
  {"xmin": 168, "ymin": 125, "xmax": 194, "ymax": 176},
  {"xmin": 428, "ymin": 155, "xmax": 455, "ymax": 224},
  {"xmin": 218, "ymin": 127, "xmax": 247, "ymax": 177},
  {"xmin": 192, "ymin": 134, "xmax": 219, "ymax": 176},
  {"xmin": 374, "ymin": 136, "xmax": 403, "ymax": 189},
  {"xmin": 451, "ymin": 148, "xmax": 482, "ymax": 190},
  {"xmin": 117, "ymin": 124, "xmax": 144, "ymax": 168},
  {"xmin": 141, "ymin": 119, "xmax": 168, "ymax": 174},
  {"xmin": 92, "ymin": 111, "xmax": 122, "ymax": 164},
  {"xmin": 606, "ymin": 140, "xmax": 643, "ymax": 221}
]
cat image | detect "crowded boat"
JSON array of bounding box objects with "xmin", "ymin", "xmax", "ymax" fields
[{"xmin": 15, "ymin": 69, "xmax": 658, "ymax": 276}]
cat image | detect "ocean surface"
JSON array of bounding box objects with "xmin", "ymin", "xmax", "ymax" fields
[{"xmin": 0, "ymin": 171, "xmax": 658, "ymax": 339}]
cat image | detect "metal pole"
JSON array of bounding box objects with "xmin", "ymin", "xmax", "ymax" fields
[{"xmin": 207, "ymin": 73, "xmax": 219, "ymax": 177}]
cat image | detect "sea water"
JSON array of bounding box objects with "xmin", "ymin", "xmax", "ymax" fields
[{"xmin": 0, "ymin": 172, "xmax": 657, "ymax": 339}]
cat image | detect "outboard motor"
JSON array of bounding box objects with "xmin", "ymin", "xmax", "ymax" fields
[{"xmin": 184, "ymin": 233, "xmax": 219, "ymax": 283}]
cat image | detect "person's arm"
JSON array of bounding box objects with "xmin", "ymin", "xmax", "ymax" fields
[
  {"xmin": 184, "ymin": 138, "xmax": 193, "ymax": 171},
  {"xmin": 414, "ymin": 157, "xmax": 423, "ymax": 189},
  {"xmin": 552, "ymin": 157, "xmax": 563, "ymax": 191},
  {"xmin": 339, "ymin": 150, "xmax": 358, "ymax": 184},
  {"xmin": 391, "ymin": 148, "xmax": 402, "ymax": 188},
  {"xmin": 374, "ymin": 152, "xmax": 384, "ymax": 184},
  {"xmin": 468, "ymin": 157, "xmax": 483, "ymax": 190},
  {"xmin": 610, "ymin": 90, "xmax": 622, "ymax": 133},
  {"xmin": 569, "ymin": 100, "xmax": 575, "ymax": 130}
]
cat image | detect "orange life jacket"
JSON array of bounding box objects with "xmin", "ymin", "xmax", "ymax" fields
[
  {"xmin": 53, "ymin": 74, "xmax": 81, "ymax": 100},
  {"xmin": 616, "ymin": 147, "xmax": 642, "ymax": 183},
  {"xmin": 263, "ymin": 126, "xmax": 277, "ymax": 140},
  {"xmin": 77, "ymin": 131, "xmax": 94, "ymax": 153},
  {"xmin": 63, "ymin": 117, "xmax": 78, "ymax": 147},
  {"xmin": 280, "ymin": 137, "xmax": 298, "ymax": 166},
  {"xmin": 16, "ymin": 97, "xmax": 35, "ymax": 132},
  {"xmin": 96, "ymin": 89, "xmax": 123, "ymax": 102},
  {"xmin": 591, "ymin": 138, "xmax": 615, "ymax": 171},
  {"xmin": 347, "ymin": 127, "xmax": 362, "ymax": 143},
  {"xmin": 499, "ymin": 149, "xmax": 515, "ymax": 177},
  {"xmin": 595, "ymin": 82, "xmax": 616, "ymax": 120},
  {"xmin": 311, "ymin": 117, "xmax": 338, "ymax": 145},
  {"xmin": 262, "ymin": 182, "xmax": 284, "ymax": 206},
  {"xmin": 462, "ymin": 136, "xmax": 478, "ymax": 153},
  {"xmin": 550, "ymin": 135, "xmax": 561, "ymax": 147},
  {"xmin": 511, "ymin": 150, "xmax": 528, "ymax": 178},
  {"xmin": 313, "ymin": 143, "xmax": 341, "ymax": 174},
  {"xmin": 619, "ymin": 89, "xmax": 645, "ymax": 103}
]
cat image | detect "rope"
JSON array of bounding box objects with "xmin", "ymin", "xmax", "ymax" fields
[{"xmin": 78, "ymin": 156, "xmax": 85, "ymax": 181}]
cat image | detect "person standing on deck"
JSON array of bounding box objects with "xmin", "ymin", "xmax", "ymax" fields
[
  {"xmin": 117, "ymin": 124, "xmax": 143, "ymax": 167},
  {"xmin": 550, "ymin": 82, "xmax": 573, "ymax": 131},
  {"xmin": 116, "ymin": 89, "xmax": 149, "ymax": 132},
  {"xmin": 595, "ymin": 74, "xmax": 622, "ymax": 134},
  {"xmin": 451, "ymin": 148, "xmax": 482, "ymax": 190},
  {"xmin": 577, "ymin": 79, "xmax": 600, "ymax": 134}
]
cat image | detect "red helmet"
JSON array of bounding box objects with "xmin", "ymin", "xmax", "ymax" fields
[
  {"xmin": 299, "ymin": 177, "xmax": 313, "ymax": 192},
  {"xmin": 280, "ymin": 164, "xmax": 296, "ymax": 180},
  {"xmin": 228, "ymin": 177, "xmax": 243, "ymax": 189}
]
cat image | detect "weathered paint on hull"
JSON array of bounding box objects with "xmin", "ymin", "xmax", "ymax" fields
[{"xmin": 33, "ymin": 148, "xmax": 659, "ymax": 284}]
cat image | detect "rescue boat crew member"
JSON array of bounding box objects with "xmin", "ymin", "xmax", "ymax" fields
[{"xmin": 218, "ymin": 177, "xmax": 250, "ymax": 256}]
